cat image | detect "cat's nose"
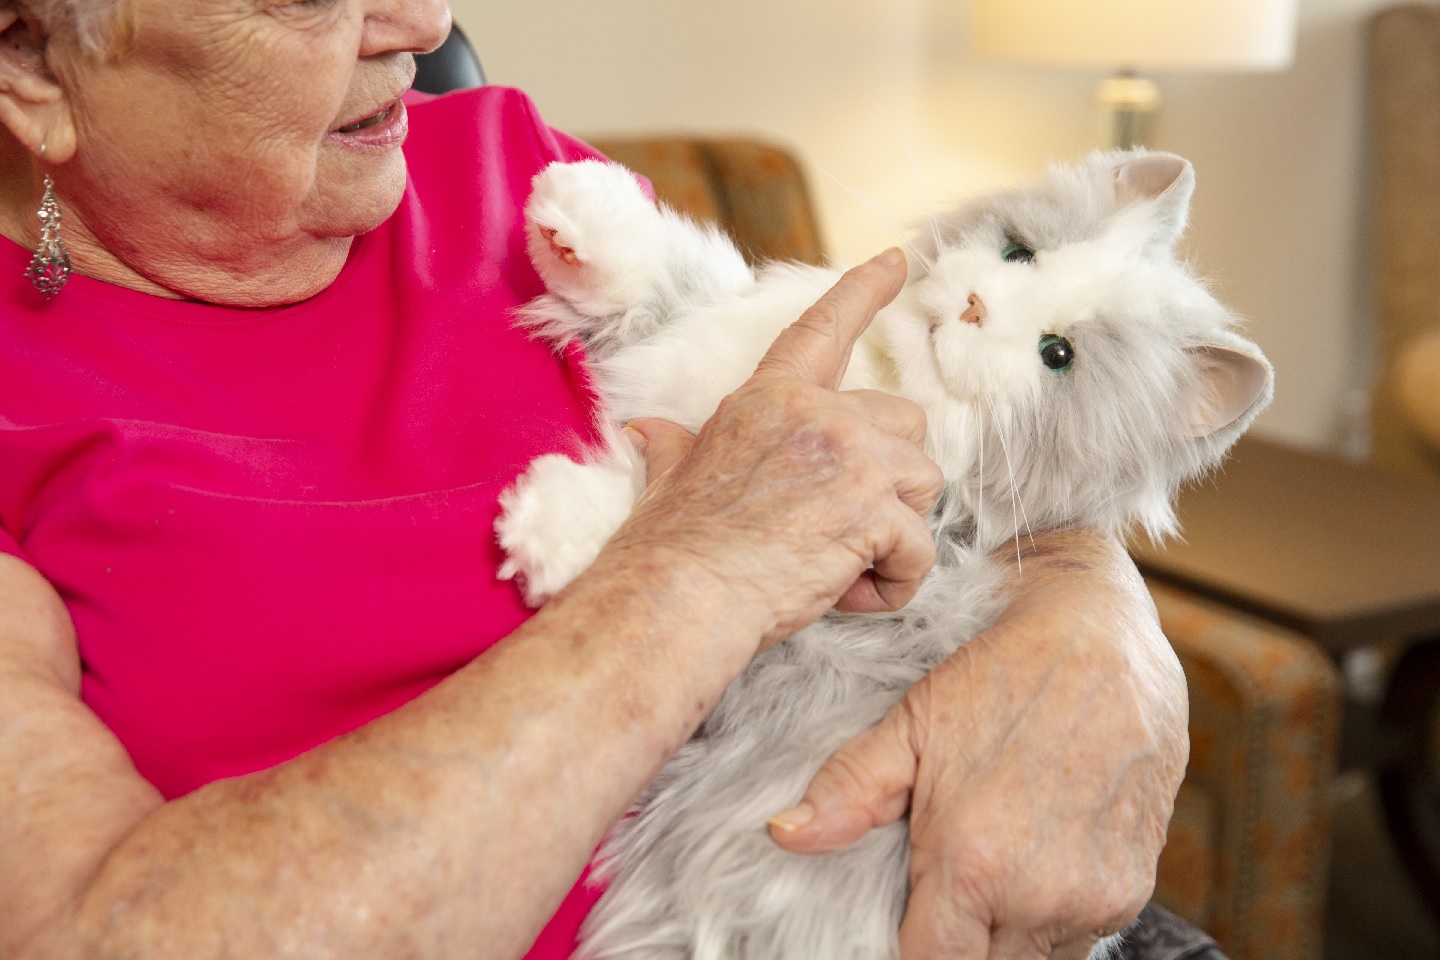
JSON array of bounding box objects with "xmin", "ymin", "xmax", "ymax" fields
[{"xmin": 961, "ymin": 293, "xmax": 987, "ymax": 326}]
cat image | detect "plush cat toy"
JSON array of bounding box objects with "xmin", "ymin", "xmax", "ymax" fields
[{"xmin": 496, "ymin": 152, "xmax": 1272, "ymax": 960}]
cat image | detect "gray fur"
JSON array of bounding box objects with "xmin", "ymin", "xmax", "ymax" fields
[{"xmin": 507, "ymin": 151, "xmax": 1273, "ymax": 960}]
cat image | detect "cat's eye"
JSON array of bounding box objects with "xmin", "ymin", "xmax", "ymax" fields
[
  {"xmin": 1001, "ymin": 241, "xmax": 1035, "ymax": 264},
  {"xmin": 1038, "ymin": 335, "xmax": 1074, "ymax": 372}
]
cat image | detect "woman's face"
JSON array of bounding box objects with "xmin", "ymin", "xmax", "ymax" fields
[{"xmin": 50, "ymin": 0, "xmax": 452, "ymax": 304}]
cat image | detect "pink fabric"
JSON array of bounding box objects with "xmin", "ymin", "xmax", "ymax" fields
[{"xmin": 0, "ymin": 87, "xmax": 604, "ymax": 957}]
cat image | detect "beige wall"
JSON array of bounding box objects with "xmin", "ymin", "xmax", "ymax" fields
[{"xmin": 452, "ymin": 0, "xmax": 1398, "ymax": 452}]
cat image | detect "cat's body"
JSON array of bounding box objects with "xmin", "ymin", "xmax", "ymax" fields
[{"xmin": 496, "ymin": 153, "xmax": 1272, "ymax": 960}]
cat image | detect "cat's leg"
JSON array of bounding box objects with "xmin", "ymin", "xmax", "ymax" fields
[
  {"xmin": 495, "ymin": 429, "xmax": 645, "ymax": 607},
  {"xmin": 525, "ymin": 160, "xmax": 672, "ymax": 321},
  {"xmin": 522, "ymin": 160, "xmax": 753, "ymax": 354}
]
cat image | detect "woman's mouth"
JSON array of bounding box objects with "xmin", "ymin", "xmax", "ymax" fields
[
  {"xmin": 328, "ymin": 98, "xmax": 408, "ymax": 148},
  {"xmin": 337, "ymin": 107, "xmax": 392, "ymax": 133}
]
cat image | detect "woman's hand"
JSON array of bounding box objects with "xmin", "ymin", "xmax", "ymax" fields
[
  {"xmin": 767, "ymin": 528, "xmax": 1189, "ymax": 960},
  {"xmin": 606, "ymin": 248, "xmax": 945, "ymax": 653}
]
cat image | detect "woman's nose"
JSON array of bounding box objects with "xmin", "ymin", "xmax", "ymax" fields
[{"xmin": 364, "ymin": 0, "xmax": 454, "ymax": 56}]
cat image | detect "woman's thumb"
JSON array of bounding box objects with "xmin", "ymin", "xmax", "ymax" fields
[
  {"xmin": 766, "ymin": 708, "xmax": 919, "ymax": 854},
  {"xmin": 624, "ymin": 418, "xmax": 696, "ymax": 481}
]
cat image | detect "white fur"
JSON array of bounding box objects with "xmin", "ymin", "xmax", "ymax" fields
[
  {"xmin": 496, "ymin": 152, "xmax": 1272, "ymax": 960},
  {"xmin": 495, "ymin": 429, "xmax": 645, "ymax": 604}
]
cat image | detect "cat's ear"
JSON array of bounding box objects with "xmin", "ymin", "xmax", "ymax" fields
[
  {"xmin": 1180, "ymin": 343, "xmax": 1273, "ymax": 439},
  {"xmin": 1114, "ymin": 153, "xmax": 1195, "ymax": 246}
]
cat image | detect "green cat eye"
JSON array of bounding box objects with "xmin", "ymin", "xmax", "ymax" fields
[
  {"xmin": 1038, "ymin": 335, "xmax": 1074, "ymax": 372},
  {"xmin": 1001, "ymin": 241, "xmax": 1035, "ymax": 264}
]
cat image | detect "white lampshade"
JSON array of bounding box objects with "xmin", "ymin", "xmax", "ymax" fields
[{"xmin": 972, "ymin": 0, "xmax": 1298, "ymax": 72}]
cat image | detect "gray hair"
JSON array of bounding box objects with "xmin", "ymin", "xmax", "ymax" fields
[{"xmin": 6, "ymin": 0, "xmax": 128, "ymax": 55}]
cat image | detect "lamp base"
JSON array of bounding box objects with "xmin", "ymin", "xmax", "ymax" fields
[{"xmin": 1096, "ymin": 72, "xmax": 1161, "ymax": 150}]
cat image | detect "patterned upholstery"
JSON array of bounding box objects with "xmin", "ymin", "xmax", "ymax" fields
[
  {"xmin": 586, "ymin": 135, "xmax": 1343, "ymax": 960},
  {"xmin": 586, "ymin": 138, "xmax": 826, "ymax": 266},
  {"xmin": 1149, "ymin": 583, "xmax": 1341, "ymax": 960}
]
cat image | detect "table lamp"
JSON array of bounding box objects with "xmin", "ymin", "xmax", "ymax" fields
[{"xmin": 970, "ymin": 0, "xmax": 1298, "ymax": 148}]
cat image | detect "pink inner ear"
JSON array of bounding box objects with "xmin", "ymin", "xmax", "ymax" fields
[
  {"xmin": 1185, "ymin": 345, "xmax": 1273, "ymax": 438},
  {"xmin": 1115, "ymin": 155, "xmax": 1189, "ymax": 204}
]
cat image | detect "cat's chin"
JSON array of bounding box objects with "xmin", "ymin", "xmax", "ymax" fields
[{"xmin": 929, "ymin": 328, "xmax": 1041, "ymax": 408}]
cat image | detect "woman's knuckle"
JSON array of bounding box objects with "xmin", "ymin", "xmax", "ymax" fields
[
  {"xmin": 1093, "ymin": 898, "xmax": 1144, "ymax": 937},
  {"xmin": 798, "ymin": 300, "xmax": 845, "ymax": 336},
  {"xmin": 1089, "ymin": 888, "xmax": 1127, "ymax": 923},
  {"xmin": 825, "ymin": 749, "xmax": 893, "ymax": 813},
  {"xmin": 710, "ymin": 390, "xmax": 744, "ymax": 424},
  {"xmin": 1126, "ymin": 865, "xmax": 1158, "ymax": 908},
  {"xmin": 921, "ymin": 460, "xmax": 946, "ymax": 499},
  {"xmin": 776, "ymin": 379, "xmax": 831, "ymax": 419},
  {"xmin": 899, "ymin": 397, "xmax": 927, "ymax": 434},
  {"xmin": 911, "ymin": 524, "xmax": 938, "ymax": 558}
]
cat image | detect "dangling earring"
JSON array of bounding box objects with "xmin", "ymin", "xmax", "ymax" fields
[{"xmin": 25, "ymin": 143, "xmax": 71, "ymax": 299}]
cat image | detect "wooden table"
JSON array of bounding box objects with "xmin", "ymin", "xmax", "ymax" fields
[
  {"xmin": 1132, "ymin": 437, "xmax": 1440, "ymax": 652},
  {"xmin": 1132, "ymin": 437, "xmax": 1440, "ymax": 918}
]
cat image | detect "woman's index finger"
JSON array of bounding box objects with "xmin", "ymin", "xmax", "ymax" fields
[{"xmin": 752, "ymin": 249, "xmax": 908, "ymax": 389}]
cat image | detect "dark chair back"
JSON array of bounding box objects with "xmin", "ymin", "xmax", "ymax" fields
[{"xmin": 413, "ymin": 24, "xmax": 485, "ymax": 95}]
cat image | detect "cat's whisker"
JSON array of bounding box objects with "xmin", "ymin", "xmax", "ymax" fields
[
  {"xmin": 905, "ymin": 140, "xmax": 943, "ymax": 256},
  {"xmin": 816, "ymin": 166, "xmax": 935, "ymax": 271},
  {"xmin": 976, "ymin": 409, "xmax": 985, "ymax": 549},
  {"xmin": 985, "ymin": 395, "xmax": 1033, "ymax": 570},
  {"xmin": 984, "ymin": 395, "xmax": 1033, "ymax": 540}
]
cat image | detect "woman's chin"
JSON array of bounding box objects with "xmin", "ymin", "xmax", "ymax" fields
[{"xmin": 307, "ymin": 148, "xmax": 410, "ymax": 239}]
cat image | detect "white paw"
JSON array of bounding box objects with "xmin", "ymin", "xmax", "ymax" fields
[
  {"xmin": 496, "ymin": 449, "xmax": 644, "ymax": 607},
  {"xmin": 525, "ymin": 160, "xmax": 666, "ymax": 317}
]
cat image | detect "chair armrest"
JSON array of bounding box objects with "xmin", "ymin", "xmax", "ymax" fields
[{"xmin": 1148, "ymin": 580, "xmax": 1342, "ymax": 960}]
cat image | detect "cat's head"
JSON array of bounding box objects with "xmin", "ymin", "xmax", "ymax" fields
[{"xmin": 889, "ymin": 150, "xmax": 1272, "ymax": 545}]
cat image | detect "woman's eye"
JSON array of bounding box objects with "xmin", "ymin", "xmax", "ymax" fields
[
  {"xmin": 1038, "ymin": 335, "xmax": 1074, "ymax": 372},
  {"xmin": 273, "ymin": 0, "xmax": 339, "ymax": 13},
  {"xmin": 1001, "ymin": 241, "xmax": 1035, "ymax": 264}
]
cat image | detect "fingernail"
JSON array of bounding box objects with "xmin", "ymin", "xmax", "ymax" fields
[
  {"xmin": 876, "ymin": 247, "xmax": 904, "ymax": 267},
  {"xmin": 622, "ymin": 424, "xmax": 646, "ymax": 455},
  {"xmin": 767, "ymin": 802, "xmax": 815, "ymax": 832}
]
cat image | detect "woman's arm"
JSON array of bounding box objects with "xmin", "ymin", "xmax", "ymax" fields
[
  {"xmin": 769, "ymin": 528, "xmax": 1188, "ymax": 960},
  {"xmin": 0, "ymin": 545, "xmax": 748, "ymax": 960},
  {"xmin": 1, "ymin": 252, "xmax": 940, "ymax": 960}
]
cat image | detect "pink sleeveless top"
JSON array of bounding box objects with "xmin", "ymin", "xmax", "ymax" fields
[{"xmin": 0, "ymin": 87, "xmax": 604, "ymax": 958}]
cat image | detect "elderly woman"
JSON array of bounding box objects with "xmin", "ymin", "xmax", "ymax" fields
[{"xmin": 0, "ymin": 1, "xmax": 1202, "ymax": 959}]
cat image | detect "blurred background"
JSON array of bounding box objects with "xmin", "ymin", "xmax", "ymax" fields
[
  {"xmin": 440, "ymin": 2, "xmax": 1440, "ymax": 958},
  {"xmin": 453, "ymin": 0, "xmax": 1371, "ymax": 454}
]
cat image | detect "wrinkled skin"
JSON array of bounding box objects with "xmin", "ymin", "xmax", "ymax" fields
[{"xmin": 0, "ymin": 0, "xmax": 450, "ymax": 304}]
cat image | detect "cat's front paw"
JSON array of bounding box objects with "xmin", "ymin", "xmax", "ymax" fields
[
  {"xmin": 495, "ymin": 450, "xmax": 644, "ymax": 606},
  {"xmin": 536, "ymin": 225, "xmax": 581, "ymax": 267},
  {"xmin": 525, "ymin": 160, "xmax": 666, "ymax": 317}
]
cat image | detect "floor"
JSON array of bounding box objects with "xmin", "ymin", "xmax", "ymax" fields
[{"xmin": 1322, "ymin": 771, "xmax": 1440, "ymax": 960}]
